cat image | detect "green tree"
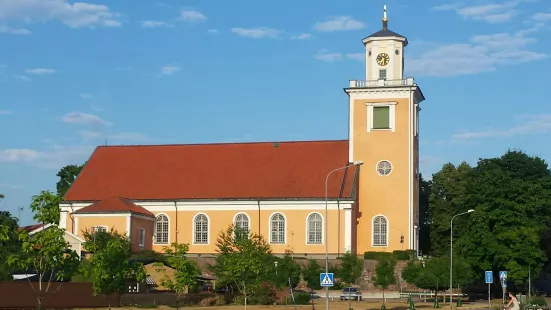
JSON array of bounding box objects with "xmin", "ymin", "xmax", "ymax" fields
[
  {"xmin": 0, "ymin": 193, "xmax": 4, "ymax": 199},
  {"xmin": 0, "ymin": 211, "xmax": 21, "ymax": 280},
  {"xmin": 154, "ymin": 242, "xmax": 199, "ymax": 310},
  {"xmin": 418, "ymin": 174, "xmax": 432, "ymax": 256},
  {"xmin": 402, "ymin": 256, "xmax": 473, "ymax": 299},
  {"xmin": 269, "ymin": 250, "xmax": 301, "ymax": 288},
  {"xmin": 336, "ymin": 251, "xmax": 364, "ymax": 285},
  {"xmin": 7, "ymin": 192, "xmax": 80, "ymax": 310},
  {"xmin": 302, "ymin": 259, "xmax": 323, "ymax": 289},
  {"xmin": 56, "ymin": 164, "xmax": 84, "ymax": 197},
  {"xmin": 30, "ymin": 191, "xmax": 62, "ymax": 225},
  {"xmin": 210, "ymin": 225, "xmax": 273, "ymax": 309},
  {"xmin": 83, "ymin": 228, "xmax": 146, "ymax": 309},
  {"xmin": 373, "ymin": 257, "xmax": 396, "ymax": 302},
  {"xmin": 456, "ymin": 151, "xmax": 551, "ymax": 287},
  {"xmin": 429, "ymin": 162, "xmax": 473, "ymax": 257}
]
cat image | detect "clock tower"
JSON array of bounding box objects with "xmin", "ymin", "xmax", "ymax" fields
[{"xmin": 345, "ymin": 6, "xmax": 425, "ymax": 255}]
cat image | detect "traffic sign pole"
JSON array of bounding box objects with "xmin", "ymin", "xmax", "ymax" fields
[
  {"xmin": 500, "ymin": 271, "xmax": 507, "ymax": 305},
  {"xmin": 485, "ymin": 271, "xmax": 493, "ymax": 310}
]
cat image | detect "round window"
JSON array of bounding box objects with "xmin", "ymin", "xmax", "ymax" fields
[{"xmin": 376, "ymin": 160, "xmax": 392, "ymax": 176}]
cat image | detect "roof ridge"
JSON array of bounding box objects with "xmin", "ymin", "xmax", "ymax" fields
[{"xmin": 96, "ymin": 139, "xmax": 348, "ymax": 148}]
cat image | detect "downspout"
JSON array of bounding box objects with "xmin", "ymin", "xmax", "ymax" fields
[
  {"xmin": 174, "ymin": 201, "xmax": 178, "ymax": 244},
  {"xmin": 337, "ymin": 199, "xmax": 341, "ymax": 258},
  {"xmin": 69, "ymin": 203, "xmax": 75, "ymax": 235},
  {"xmin": 257, "ymin": 200, "xmax": 261, "ymax": 234}
]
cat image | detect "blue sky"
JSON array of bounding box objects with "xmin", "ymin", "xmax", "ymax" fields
[{"xmin": 0, "ymin": 0, "xmax": 550, "ymax": 225}]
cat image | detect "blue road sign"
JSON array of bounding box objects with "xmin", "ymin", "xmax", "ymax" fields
[
  {"xmin": 320, "ymin": 273, "xmax": 334, "ymax": 287},
  {"xmin": 502, "ymin": 278, "xmax": 508, "ymax": 288},
  {"xmin": 499, "ymin": 271, "xmax": 507, "ymax": 279},
  {"xmin": 485, "ymin": 271, "xmax": 493, "ymax": 284}
]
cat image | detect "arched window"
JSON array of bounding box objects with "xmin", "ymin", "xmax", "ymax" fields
[
  {"xmin": 234, "ymin": 213, "xmax": 250, "ymax": 238},
  {"xmin": 307, "ymin": 213, "xmax": 323, "ymax": 244},
  {"xmin": 193, "ymin": 214, "xmax": 209, "ymax": 244},
  {"xmin": 155, "ymin": 214, "xmax": 169, "ymax": 244},
  {"xmin": 373, "ymin": 216, "xmax": 388, "ymax": 246},
  {"xmin": 270, "ymin": 213, "xmax": 285, "ymax": 244}
]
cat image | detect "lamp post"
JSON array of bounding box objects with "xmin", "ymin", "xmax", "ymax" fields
[
  {"xmin": 449, "ymin": 209, "xmax": 475, "ymax": 307},
  {"xmin": 324, "ymin": 160, "xmax": 363, "ymax": 310}
]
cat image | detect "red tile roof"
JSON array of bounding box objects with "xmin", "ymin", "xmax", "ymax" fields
[
  {"xmin": 18, "ymin": 223, "xmax": 45, "ymax": 233},
  {"xmin": 73, "ymin": 196, "xmax": 155, "ymax": 217},
  {"xmin": 64, "ymin": 140, "xmax": 359, "ymax": 201}
]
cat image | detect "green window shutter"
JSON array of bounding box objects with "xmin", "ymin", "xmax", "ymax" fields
[{"xmin": 372, "ymin": 106, "xmax": 390, "ymax": 129}]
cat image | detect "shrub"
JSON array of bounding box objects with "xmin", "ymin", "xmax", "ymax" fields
[
  {"xmin": 523, "ymin": 297, "xmax": 549, "ymax": 310},
  {"xmin": 364, "ymin": 251, "xmax": 393, "ymax": 259},
  {"xmin": 392, "ymin": 250, "xmax": 410, "ymax": 260},
  {"xmin": 293, "ymin": 292, "xmax": 312, "ymax": 305}
]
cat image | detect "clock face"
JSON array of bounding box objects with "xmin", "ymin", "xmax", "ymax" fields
[{"xmin": 376, "ymin": 53, "xmax": 390, "ymax": 66}]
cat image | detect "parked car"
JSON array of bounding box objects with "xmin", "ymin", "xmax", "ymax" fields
[
  {"xmin": 291, "ymin": 289, "xmax": 320, "ymax": 300},
  {"xmin": 340, "ymin": 287, "xmax": 362, "ymax": 301}
]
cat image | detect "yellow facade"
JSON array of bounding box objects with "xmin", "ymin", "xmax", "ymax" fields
[{"xmin": 149, "ymin": 208, "xmax": 347, "ymax": 255}]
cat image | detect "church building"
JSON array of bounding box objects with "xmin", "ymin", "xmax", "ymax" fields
[{"xmin": 58, "ymin": 7, "xmax": 425, "ymax": 258}]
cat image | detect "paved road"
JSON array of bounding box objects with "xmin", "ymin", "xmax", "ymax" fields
[{"xmin": 313, "ymin": 291, "xmax": 402, "ymax": 299}]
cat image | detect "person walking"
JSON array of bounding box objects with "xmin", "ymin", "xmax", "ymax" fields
[{"xmin": 505, "ymin": 292, "xmax": 520, "ymax": 310}]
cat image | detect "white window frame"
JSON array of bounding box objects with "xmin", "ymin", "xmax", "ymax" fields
[
  {"xmin": 366, "ymin": 102, "xmax": 397, "ymax": 132},
  {"xmin": 372, "ymin": 215, "xmax": 389, "ymax": 247},
  {"xmin": 379, "ymin": 69, "xmax": 387, "ymax": 80},
  {"xmin": 154, "ymin": 214, "xmax": 170, "ymax": 245},
  {"xmin": 138, "ymin": 228, "xmax": 145, "ymax": 249},
  {"xmin": 233, "ymin": 213, "xmax": 250, "ymax": 238},
  {"xmin": 193, "ymin": 213, "xmax": 209, "ymax": 245},
  {"xmin": 93, "ymin": 225, "xmax": 108, "ymax": 233},
  {"xmin": 269, "ymin": 212, "xmax": 286, "ymax": 244},
  {"xmin": 306, "ymin": 212, "xmax": 323, "ymax": 245}
]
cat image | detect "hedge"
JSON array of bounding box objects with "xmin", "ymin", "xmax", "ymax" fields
[{"xmin": 364, "ymin": 249, "xmax": 416, "ymax": 260}]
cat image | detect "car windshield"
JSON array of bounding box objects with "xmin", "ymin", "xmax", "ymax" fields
[{"xmin": 343, "ymin": 288, "xmax": 358, "ymax": 293}]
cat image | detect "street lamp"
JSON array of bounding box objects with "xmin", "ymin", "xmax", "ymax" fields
[
  {"xmin": 449, "ymin": 209, "xmax": 474, "ymax": 306},
  {"xmin": 324, "ymin": 160, "xmax": 364, "ymax": 310},
  {"xmin": 274, "ymin": 260, "xmax": 278, "ymax": 275}
]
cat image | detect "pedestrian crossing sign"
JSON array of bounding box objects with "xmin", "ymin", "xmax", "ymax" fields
[{"xmin": 320, "ymin": 273, "xmax": 334, "ymax": 287}]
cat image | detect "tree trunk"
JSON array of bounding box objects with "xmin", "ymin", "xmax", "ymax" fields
[
  {"xmin": 383, "ymin": 289, "xmax": 386, "ymax": 304},
  {"xmin": 244, "ymin": 292, "xmax": 248, "ymax": 310}
]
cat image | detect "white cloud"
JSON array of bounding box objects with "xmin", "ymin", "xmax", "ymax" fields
[
  {"xmin": 0, "ymin": 25, "xmax": 31, "ymax": 35},
  {"xmin": 532, "ymin": 12, "xmax": 551, "ymax": 22},
  {"xmin": 313, "ymin": 16, "xmax": 365, "ymax": 32},
  {"xmin": 79, "ymin": 93, "xmax": 94, "ymax": 99},
  {"xmin": 62, "ymin": 112, "xmax": 112, "ymax": 126},
  {"xmin": 80, "ymin": 130, "xmax": 152, "ymax": 142},
  {"xmin": 432, "ymin": 0, "xmax": 528, "ymax": 23},
  {"xmin": 345, "ymin": 53, "xmax": 364, "ymax": 61},
  {"xmin": 0, "ymin": 144, "xmax": 93, "ymax": 169},
  {"xmin": 0, "ymin": 110, "xmax": 12, "ymax": 115},
  {"xmin": 161, "ymin": 66, "xmax": 180, "ymax": 75},
  {"xmin": 141, "ymin": 20, "xmax": 173, "ymax": 28},
  {"xmin": 0, "ymin": 0, "xmax": 122, "ymax": 29},
  {"xmin": 231, "ymin": 27, "xmax": 281, "ymax": 39},
  {"xmin": 180, "ymin": 10, "xmax": 206, "ymax": 22},
  {"xmin": 314, "ymin": 49, "xmax": 343, "ymax": 63},
  {"xmin": 25, "ymin": 68, "xmax": 56, "ymax": 75},
  {"xmin": 207, "ymin": 29, "xmax": 219, "ymax": 34},
  {"xmin": 405, "ymin": 28, "xmax": 546, "ymax": 77},
  {"xmin": 12, "ymin": 75, "xmax": 31, "ymax": 82},
  {"xmin": 452, "ymin": 114, "xmax": 551, "ymax": 141},
  {"xmin": 291, "ymin": 33, "xmax": 311, "ymax": 40}
]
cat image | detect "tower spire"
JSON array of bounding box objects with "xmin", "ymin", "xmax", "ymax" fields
[{"xmin": 382, "ymin": 4, "xmax": 388, "ymax": 30}]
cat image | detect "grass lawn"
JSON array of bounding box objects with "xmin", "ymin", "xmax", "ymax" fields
[{"xmin": 86, "ymin": 299, "xmax": 491, "ymax": 310}]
